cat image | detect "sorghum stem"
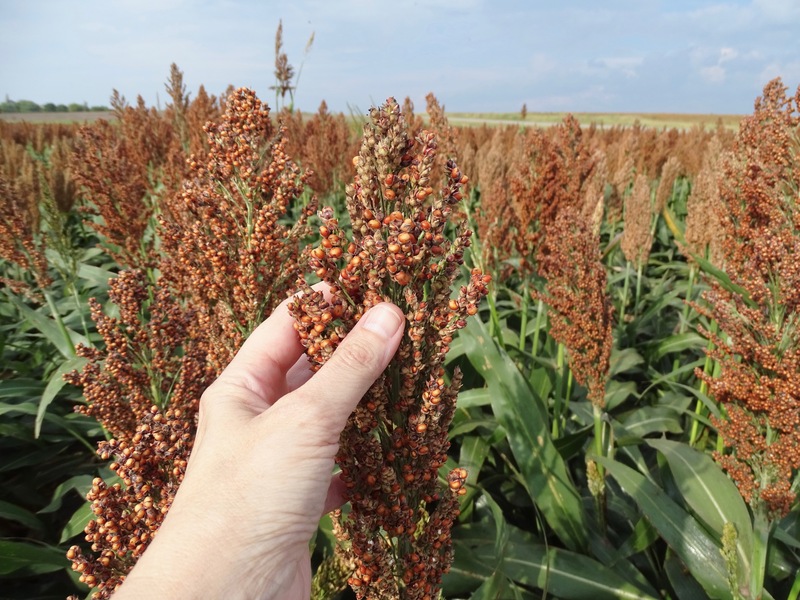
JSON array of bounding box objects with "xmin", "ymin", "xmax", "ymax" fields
[
  {"xmin": 518, "ymin": 282, "xmax": 529, "ymax": 352},
  {"xmin": 750, "ymin": 510, "xmax": 773, "ymax": 600},
  {"xmin": 619, "ymin": 260, "xmax": 631, "ymax": 328},
  {"xmin": 552, "ymin": 343, "xmax": 567, "ymax": 437},
  {"xmin": 634, "ymin": 260, "xmax": 644, "ymax": 315},
  {"xmin": 531, "ymin": 299, "xmax": 544, "ymax": 359},
  {"xmin": 43, "ymin": 289, "xmax": 76, "ymax": 357},
  {"xmin": 592, "ymin": 403, "xmax": 607, "ymax": 530},
  {"xmin": 673, "ymin": 263, "xmax": 696, "ymax": 374},
  {"xmin": 486, "ymin": 283, "xmax": 505, "ymax": 348},
  {"xmin": 69, "ymin": 283, "xmax": 91, "ymax": 339},
  {"xmin": 690, "ymin": 319, "xmax": 719, "ymax": 447}
]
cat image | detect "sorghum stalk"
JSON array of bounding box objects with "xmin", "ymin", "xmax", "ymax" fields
[
  {"xmin": 291, "ymin": 97, "xmax": 489, "ymax": 600},
  {"xmin": 518, "ymin": 281, "xmax": 529, "ymax": 352},
  {"xmin": 788, "ymin": 571, "xmax": 800, "ymax": 600},
  {"xmin": 531, "ymin": 298, "xmax": 545, "ymax": 359},
  {"xmin": 689, "ymin": 319, "xmax": 718, "ymax": 448},
  {"xmin": 534, "ymin": 209, "xmax": 614, "ymax": 527}
]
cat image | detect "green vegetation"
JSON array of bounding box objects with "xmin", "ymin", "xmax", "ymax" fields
[{"xmin": 0, "ymin": 97, "xmax": 109, "ymax": 114}]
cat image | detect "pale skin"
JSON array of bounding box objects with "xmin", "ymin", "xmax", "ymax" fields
[{"xmin": 112, "ymin": 294, "xmax": 405, "ymax": 599}]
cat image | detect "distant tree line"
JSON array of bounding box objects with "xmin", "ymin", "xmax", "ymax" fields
[{"xmin": 0, "ymin": 96, "xmax": 109, "ymax": 113}]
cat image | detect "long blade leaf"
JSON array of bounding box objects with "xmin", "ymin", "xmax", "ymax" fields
[{"xmin": 462, "ymin": 317, "xmax": 587, "ymax": 551}]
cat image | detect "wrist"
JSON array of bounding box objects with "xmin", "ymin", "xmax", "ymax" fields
[{"xmin": 111, "ymin": 501, "xmax": 296, "ymax": 599}]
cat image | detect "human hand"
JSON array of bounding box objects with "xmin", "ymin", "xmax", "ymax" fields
[{"xmin": 112, "ymin": 292, "xmax": 405, "ymax": 599}]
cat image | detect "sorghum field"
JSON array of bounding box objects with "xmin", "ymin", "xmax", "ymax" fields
[{"xmin": 2, "ymin": 63, "xmax": 800, "ymax": 600}]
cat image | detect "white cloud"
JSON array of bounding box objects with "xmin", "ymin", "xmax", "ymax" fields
[
  {"xmin": 701, "ymin": 65, "xmax": 727, "ymax": 83},
  {"xmin": 694, "ymin": 46, "xmax": 740, "ymax": 84}
]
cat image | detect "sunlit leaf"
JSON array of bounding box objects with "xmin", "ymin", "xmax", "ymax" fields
[
  {"xmin": 599, "ymin": 456, "xmax": 731, "ymax": 598},
  {"xmin": 647, "ymin": 439, "xmax": 753, "ymax": 585},
  {"xmin": 462, "ymin": 317, "xmax": 587, "ymax": 552}
]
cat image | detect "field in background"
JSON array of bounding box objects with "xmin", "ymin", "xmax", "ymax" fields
[
  {"xmin": 0, "ymin": 109, "xmax": 743, "ymax": 129},
  {"xmin": 447, "ymin": 111, "xmax": 744, "ymax": 129},
  {"xmin": 0, "ymin": 111, "xmax": 114, "ymax": 123}
]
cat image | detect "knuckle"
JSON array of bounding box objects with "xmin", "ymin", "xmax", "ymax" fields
[{"xmin": 334, "ymin": 335, "xmax": 381, "ymax": 371}]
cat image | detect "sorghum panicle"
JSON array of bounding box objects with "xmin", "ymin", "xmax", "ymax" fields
[
  {"xmin": 654, "ymin": 155, "xmax": 682, "ymax": 214},
  {"xmin": 697, "ymin": 78, "xmax": 800, "ymax": 519},
  {"xmin": 67, "ymin": 89, "xmax": 306, "ymax": 598},
  {"xmin": 65, "ymin": 269, "xmax": 212, "ymax": 441},
  {"xmin": 71, "ymin": 96, "xmax": 185, "ymax": 269},
  {"xmin": 164, "ymin": 63, "xmax": 192, "ymax": 153},
  {"xmin": 286, "ymin": 99, "xmax": 357, "ymax": 196},
  {"xmin": 683, "ymin": 135, "xmax": 725, "ymax": 262},
  {"xmin": 0, "ymin": 173, "xmax": 52, "ymax": 293},
  {"xmin": 291, "ymin": 97, "xmax": 489, "ymax": 600},
  {"xmin": 401, "ymin": 97, "xmax": 424, "ymax": 138},
  {"xmin": 183, "ymin": 84, "xmax": 222, "ymax": 157},
  {"xmin": 66, "ymin": 406, "xmax": 194, "ymax": 599},
  {"xmin": 620, "ymin": 173, "xmax": 654, "ymax": 266},
  {"xmin": 487, "ymin": 115, "xmax": 597, "ymax": 275},
  {"xmin": 159, "ymin": 87, "xmax": 313, "ymax": 372},
  {"xmin": 535, "ymin": 210, "xmax": 614, "ymax": 407},
  {"xmin": 425, "ymin": 93, "xmax": 459, "ymax": 177}
]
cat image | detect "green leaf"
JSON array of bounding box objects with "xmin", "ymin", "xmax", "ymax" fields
[
  {"xmin": 498, "ymin": 544, "xmax": 658, "ymax": 599},
  {"xmin": 528, "ymin": 366, "xmax": 553, "ymax": 402},
  {"xmin": 39, "ymin": 474, "xmax": 95, "ymax": 514},
  {"xmin": 653, "ymin": 332, "xmax": 706, "ymax": 360},
  {"xmin": 605, "ymin": 380, "xmax": 637, "ymax": 411},
  {"xmin": 615, "ymin": 516, "xmax": 660, "ymax": 559},
  {"xmin": 458, "ymin": 435, "xmax": 490, "ymax": 488},
  {"xmin": 664, "ymin": 549, "xmax": 710, "ymax": 600},
  {"xmin": 0, "ymin": 539, "xmax": 67, "ymax": 575},
  {"xmin": 598, "ymin": 456, "xmax": 732, "ymax": 599},
  {"xmin": 0, "ymin": 399, "xmax": 39, "ymax": 418},
  {"xmin": 462, "ymin": 317, "xmax": 587, "ymax": 552},
  {"xmin": 36, "ymin": 355, "xmax": 88, "ymax": 438},
  {"xmin": 468, "ymin": 570, "xmax": 509, "ymax": 600},
  {"xmin": 445, "ymin": 521, "xmax": 496, "ymax": 596},
  {"xmin": 620, "ymin": 406, "xmax": 683, "ymax": 437},
  {"xmin": 647, "ymin": 439, "xmax": 753, "ymax": 584},
  {"xmin": 553, "ymin": 425, "xmax": 592, "ymax": 460},
  {"xmin": 449, "ymin": 418, "xmax": 500, "ymax": 437},
  {"xmin": 445, "ymin": 335, "xmax": 466, "ymax": 364},
  {"xmin": 60, "ymin": 501, "xmax": 94, "ymax": 543},
  {"xmin": 7, "ymin": 295, "xmax": 88, "ymax": 358},
  {"xmin": 76, "ymin": 262, "xmax": 114, "ymax": 287},
  {"xmin": 450, "ymin": 522, "xmax": 659, "ymax": 599},
  {"xmin": 456, "ymin": 435, "xmax": 491, "ymax": 520},
  {"xmin": 0, "ymin": 500, "xmax": 45, "ymax": 532},
  {"xmin": 610, "ymin": 347, "xmax": 645, "ymax": 376},
  {"xmin": 0, "ymin": 378, "xmax": 45, "ymax": 399},
  {"xmin": 457, "ymin": 388, "xmax": 492, "ymax": 408}
]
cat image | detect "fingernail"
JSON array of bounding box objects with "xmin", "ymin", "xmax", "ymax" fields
[{"xmin": 360, "ymin": 303, "xmax": 404, "ymax": 339}]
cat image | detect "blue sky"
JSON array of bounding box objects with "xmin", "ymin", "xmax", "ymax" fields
[{"xmin": 1, "ymin": 0, "xmax": 799, "ymax": 114}]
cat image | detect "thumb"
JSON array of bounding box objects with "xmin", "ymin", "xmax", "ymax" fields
[{"xmin": 295, "ymin": 302, "xmax": 405, "ymax": 434}]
